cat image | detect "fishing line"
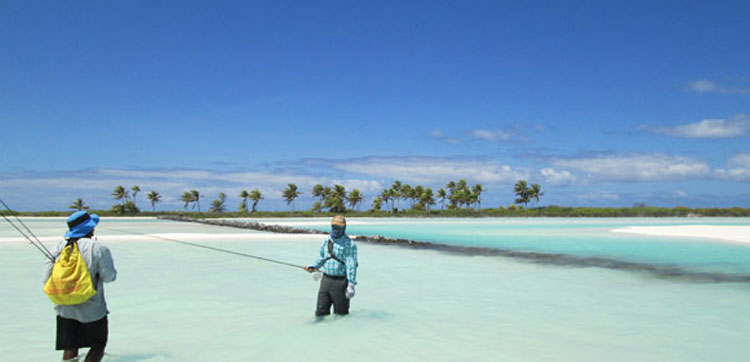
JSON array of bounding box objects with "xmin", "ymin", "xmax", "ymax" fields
[
  {"xmin": 103, "ymin": 226, "xmax": 307, "ymax": 270},
  {"xmin": 0, "ymin": 197, "xmax": 55, "ymax": 261}
]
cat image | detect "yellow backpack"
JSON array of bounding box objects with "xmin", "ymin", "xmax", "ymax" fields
[{"xmin": 43, "ymin": 241, "xmax": 97, "ymax": 305}]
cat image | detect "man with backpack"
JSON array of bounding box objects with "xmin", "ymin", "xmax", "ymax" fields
[
  {"xmin": 305, "ymin": 215, "xmax": 358, "ymax": 317},
  {"xmin": 43, "ymin": 211, "xmax": 117, "ymax": 362}
]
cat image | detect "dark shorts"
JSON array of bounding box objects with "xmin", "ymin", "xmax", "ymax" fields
[
  {"xmin": 316, "ymin": 274, "xmax": 349, "ymax": 316},
  {"xmin": 56, "ymin": 315, "xmax": 108, "ymax": 350}
]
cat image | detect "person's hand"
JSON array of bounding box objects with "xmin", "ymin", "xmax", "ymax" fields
[
  {"xmin": 345, "ymin": 284, "xmax": 355, "ymax": 299},
  {"xmin": 305, "ymin": 266, "xmax": 316, "ymax": 273}
]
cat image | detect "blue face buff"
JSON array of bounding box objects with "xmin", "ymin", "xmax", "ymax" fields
[{"xmin": 331, "ymin": 225, "xmax": 346, "ymax": 239}]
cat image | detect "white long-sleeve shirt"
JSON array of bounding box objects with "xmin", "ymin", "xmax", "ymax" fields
[{"xmin": 43, "ymin": 237, "xmax": 117, "ymax": 323}]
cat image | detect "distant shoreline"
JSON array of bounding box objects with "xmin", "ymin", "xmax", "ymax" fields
[{"xmin": 3, "ymin": 205, "xmax": 750, "ymax": 218}]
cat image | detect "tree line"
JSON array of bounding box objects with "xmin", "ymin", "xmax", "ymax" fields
[{"xmin": 65, "ymin": 180, "xmax": 547, "ymax": 215}]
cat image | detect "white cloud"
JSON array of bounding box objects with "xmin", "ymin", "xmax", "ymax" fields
[
  {"xmin": 551, "ymin": 154, "xmax": 711, "ymax": 182},
  {"xmin": 728, "ymin": 152, "xmax": 750, "ymax": 168},
  {"xmin": 640, "ymin": 115, "xmax": 750, "ymax": 139},
  {"xmin": 714, "ymin": 152, "xmax": 750, "ymax": 182},
  {"xmin": 687, "ymin": 79, "xmax": 750, "ymax": 95},
  {"xmin": 688, "ymin": 79, "xmax": 719, "ymax": 93},
  {"xmin": 577, "ymin": 191, "xmax": 621, "ymax": 201},
  {"xmin": 470, "ymin": 129, "xmax": 511, "ymax": 142},
  {"xmin": 539, "ymin": 168, "xmax": 576, "ymax": 185},
  {"xmin": 332, "ymin": 157, "xmax": 528, "ymax": 185},
  {"xmin": 429, "ymin": 129, "xmax": 461, "ymax": 144}
]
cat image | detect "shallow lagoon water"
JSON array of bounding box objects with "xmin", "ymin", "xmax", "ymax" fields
[
  {"xmin": 2, "ymin": 217, "xmax": 750, "ymax": 361},
  {"xmin": 245, "ymin": 217, "xmax": 750, "ymax": 275}
]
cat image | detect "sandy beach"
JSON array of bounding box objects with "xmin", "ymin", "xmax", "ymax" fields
[
  {"xmin": 611, "ymin": 225, "xmax": 750, "ymax": 244},
  {"xmin": 0, "ymin": 232, "xmax": 323, "ymax": 244}
]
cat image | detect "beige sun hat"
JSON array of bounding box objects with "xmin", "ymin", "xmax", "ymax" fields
[{"xmin": 331, "ymin": 215, "xmax": 346, "ymax": 226}]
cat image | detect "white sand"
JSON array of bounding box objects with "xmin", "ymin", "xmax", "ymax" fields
[
  {"xmin": 611, "ymin": 225, "xmax": 750, "ymax": 244},
  {"xmin": 0, "ymin": 232, "xmax": 323, "ymax": 243}
]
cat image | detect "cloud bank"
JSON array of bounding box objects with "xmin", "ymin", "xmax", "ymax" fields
[
  {"xmin": 551, "ymin": 154, "xmax": 711, "ymax": 182},
  {"xmin": 687, "ymin": 79, "xmax": 750, "ymax": 95},
  {"xmin": 640, "ymin": 115, "xmax": 750, "ymax": 139}
]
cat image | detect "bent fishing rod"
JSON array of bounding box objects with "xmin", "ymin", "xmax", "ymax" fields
[
  {"xmin": 0, "ymin": 197, "xmax": 55, "ymax": 261},
  {"xmin": 103, "ymin": 226, "xmax": 308, "ymax": 270}
]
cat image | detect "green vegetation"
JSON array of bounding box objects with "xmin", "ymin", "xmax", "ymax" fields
[
  {"xmin": 513, "ymin": 180, "xmax": 544, "ymax": 208},
  {"xmin": 3, "ymin": 180, "xmax": 747, "ymax": 217},
  {"xmin": 210, "ymin": 192, "xmax": 227, "ymax": 213},
  {"xmin": 110, "ymin": 185, "xmax": 139, "ymax": 214},
  {"xmin": 146, "ymin": 190, "xmax": 161, "ymax": 212},
  {"xmin": 282, "ymin": 184, "xmax": 302, "ymax": 211},
  {"xmin": 249, "ymin": 189, "xmax": 263, "ymax": 213},
  {"xmin": 69, "ymin": 198, "xmax": 89, "ymax": 211},
  {"xmin": 4, "ymin": 206, "xmax": 750, "ymax": 218}
]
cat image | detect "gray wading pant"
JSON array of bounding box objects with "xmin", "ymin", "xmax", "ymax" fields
[{"xmin": 316, "ymin": 275, "xmax": 349, "ymax": 316}]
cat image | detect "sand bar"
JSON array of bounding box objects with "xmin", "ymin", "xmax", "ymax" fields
[
  {"xmin": 612, "ymin": 225, "xmax": 750, "ymax": 244},
  {"xmin": 0, "ymin": 232, "xmax": 323, "ymax": 243}
]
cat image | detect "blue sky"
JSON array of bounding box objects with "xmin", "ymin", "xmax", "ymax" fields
[{"xmin": 1, "ymin": 1, "xmax": 749, "ymax": 211}]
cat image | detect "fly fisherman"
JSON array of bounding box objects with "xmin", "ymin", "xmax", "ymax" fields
[
  {"xmin": 306, "ymin": 215, "xmax": 358, "ymax": 317},
  {"xmin": 43, "ymin": 211, "xmax": 117, "ymax": 362}
]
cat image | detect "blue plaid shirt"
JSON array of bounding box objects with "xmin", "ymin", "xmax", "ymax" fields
[{"xmin": 311, "ymin": 235, "xmax": 358, "ymax": 285}]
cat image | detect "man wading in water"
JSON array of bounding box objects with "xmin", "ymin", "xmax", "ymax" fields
[
  {"xmin": 44, "ymin": 211, "xmax": 117, "ymax": 362},
  {"xmin": 306, "ymin": 215, "xmax": 358, "ymax": 317}
]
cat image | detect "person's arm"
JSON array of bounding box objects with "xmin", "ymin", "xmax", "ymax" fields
[
  {"xmin": 345, "ymin": 241, "xmax": 358, "ymax": 286},
  {"xmin": 308, "ymin": 239, "xmax": 328, "ymax": 270},
  {"xmin": 94, "ymin": 244, "xmax": 117, "ymax": 283}
]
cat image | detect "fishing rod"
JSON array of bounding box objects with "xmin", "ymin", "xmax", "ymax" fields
[
  {"xmin": 103, "ymin": 226, "xmax": 308, "ymax": 270},
  {"xmin": 0, "ymin": 197, "xmax": 55, "ymax": 261}
]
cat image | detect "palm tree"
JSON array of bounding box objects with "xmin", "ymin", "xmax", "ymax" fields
[
  {"xmin": 180, "ymin": 191, "xmax": 194, "ymax": 210},
  {"xmin": 69, "ymin": 198, "xmax": 89, "ymax": 211},
  {"xmin": 190, "ymin": 189, "xmax": 202, "ymax": 212},
  {"xmin": 347, "ymin": 189, "xmax": 363, "ymax": 211},
  {"xmin": 210, "ymin": 192, "xmax": 227, "ymax": 213},
  {"xmin": 111, "ymin": 186, "xmax": 129, "ymax": 204},
  {"xmin": 282, "ymin": 183, "xmax": 302, "ymax": 211},
  {"xmin": 446, "ymin": 181, "xmax": 459, "ymax": 209},
  {"xmin": 472, "ymin": 184, "xmax": 484, "ymax": 209},
  {"xmin": 249, "ymin": 189, "xmax": 263, "ymax": 213},
  {"xmin": 326, "ymin": 185, "xmax": 347, "ymax": 213},
  {"xmin": 514, "ymin": 180, "xmax": 530, "ymax": 208},
  {"xmin": 146, "ymin": 190, "xmax": 161, "ymax": 212},
  {"xmin": 390, "ymin": 181, "xmax": 403, "ymax": 210},
  {"xmin": 421, "ymin": 188, "xmax": 435, "ymax": 212},
  {"xmin": 238, "ymin": 190, "xmax": 250, "ymax": 213},
  {"xmin": 387, "ymin": 188, "xmax": 400, "ymax": 212},
  {"xmin": 371, "ymin": 196, "xmax": 383, "ymax": 212},
  {"xmin": 412, "ymin": 185, "xmax": 424, "ymax": 209},
  {"xmin": 312, "ymin": 184, "xmax": 325, "ymax": 199},
  {"xmin": 377, "ymin": 189, "xmax": 389, "ymax": 212},
  {"xmin": 437, "ymin": 188, "xmax": 447, "ymax": 210},
  {"xmin": 400, "ymin": 184, "xmax": 412, "ymax": 209},
  {"xmin": 446, "ymin": 181, "xmax": 456, "ymax": 195},
  {"xmin": 529, "ymin": 183, "xmax": 545, "ymax": 207},
  {"xmin": 131, "ymin": 185, "xmax": 141, "ymax": 209}
]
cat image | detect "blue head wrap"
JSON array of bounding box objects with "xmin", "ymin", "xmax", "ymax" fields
[{"xmin": 331, "ymin": 225, "xmax": 346, "ymax": 239}]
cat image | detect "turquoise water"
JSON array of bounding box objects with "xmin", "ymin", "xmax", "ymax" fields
[
  {"xmin": 2, "ymin": 217, "xmax": 750, "ymax": 361},
  {"xmin": 247, "ymin": 217, "xmax": 750, "ymax": 275}
]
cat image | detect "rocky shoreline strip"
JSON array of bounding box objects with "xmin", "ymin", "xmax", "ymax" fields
[
  {"xmin": 157, "ymin": 215, "xmax": 437, "ymax": 247},
  {"xmin": 157, "ymin": 215, "xmax": 750, "ymax": 283}
]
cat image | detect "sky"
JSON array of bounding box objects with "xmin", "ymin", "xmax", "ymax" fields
[{"xmin": 1, "ymin": 0, "xmax": 749, "ymax": 211}]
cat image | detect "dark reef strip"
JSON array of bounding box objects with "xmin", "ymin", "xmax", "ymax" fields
[
  {"xmin": 158, "ymin": 215, "xmax": 329, "ymax": 235},
  {"xmin": 157, "ymin": 215, "xmax": 750, "ymax": 284}
]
